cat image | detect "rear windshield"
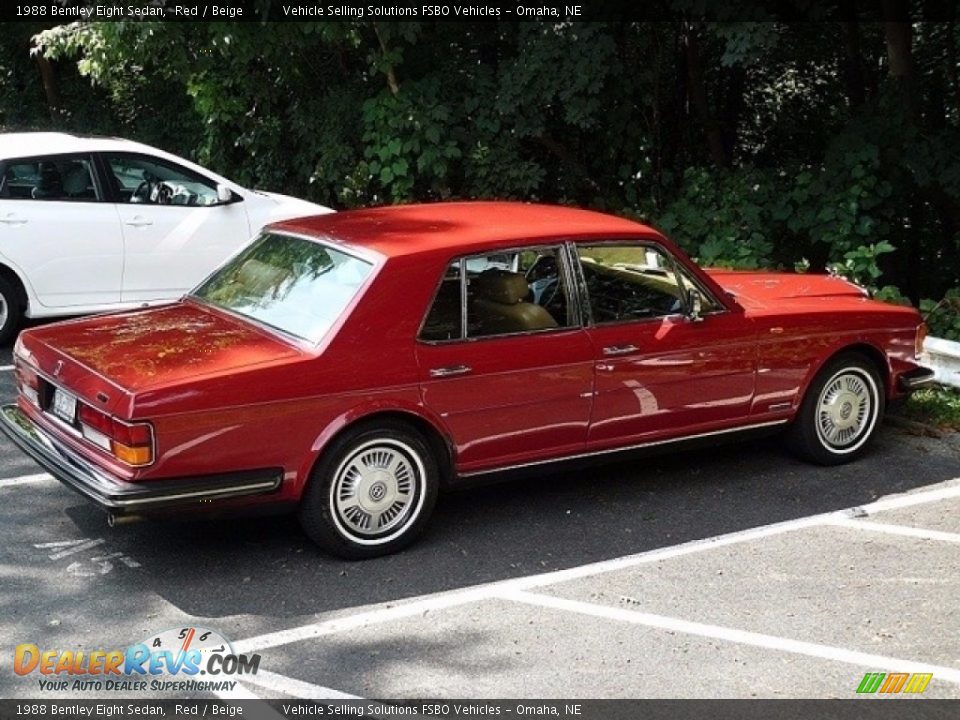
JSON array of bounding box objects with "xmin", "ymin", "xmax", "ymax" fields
[{"xmin": 192, "ymin": 232, "xmax": 373, "ymax": 343}]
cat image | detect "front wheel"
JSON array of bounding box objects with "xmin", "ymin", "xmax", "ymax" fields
[
  {"xmin": 298, "ymin": 421, "xmax": 439, "ymax": 559},
  {"xmin": 787, "ymin": 353, "xmax": 884, "ymax": 465}
]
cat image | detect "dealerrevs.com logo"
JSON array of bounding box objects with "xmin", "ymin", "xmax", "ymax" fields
[{"xmin": 14, "ymin": 627, "xmax": 261, "ymax": 693}]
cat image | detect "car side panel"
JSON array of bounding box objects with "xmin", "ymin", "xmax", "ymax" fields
[{"xmin": 416, "ymin": 330, "xmax": 595, "ymax": 472}]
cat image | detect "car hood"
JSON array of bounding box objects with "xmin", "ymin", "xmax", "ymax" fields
[
  {"xmin": 705, "ymin": 270, "xmax": 868, "ymax": 310},
  {"xmin": 18, "ymin": 301, "xmax": 302, "ymax": 414},
  {"xmin": 255, "ymin": 190, "xmax": 333, "ymax": 220}
]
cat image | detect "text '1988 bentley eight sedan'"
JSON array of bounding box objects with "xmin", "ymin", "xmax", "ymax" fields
[{"xmin": 0, "ymin": 202, "xmax": 935, "ymax": 557}]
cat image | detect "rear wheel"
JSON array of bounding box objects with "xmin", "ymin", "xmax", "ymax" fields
[
  {"xmin": 0, "ymin": 276, "xmax": 23, "ymax": 346},
  {"xmin": 787, "ymin": 353, "xmax": 884, "ymax": 465},
  {"xmin": 298, "ymin": 421, "xmax": 439, "ymax": 559}
]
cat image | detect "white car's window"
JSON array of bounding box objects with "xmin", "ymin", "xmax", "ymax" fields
[
  {"xmin": 0, "ymin": 156, "xmax": 99, "ymax": 202},
  {"xmin": 193, "ymin": 232, "xmax": 373, "ymax": 344},
  {"xmin": 105, "ymin": 154, "xmax": 222, "ymax": 207}
]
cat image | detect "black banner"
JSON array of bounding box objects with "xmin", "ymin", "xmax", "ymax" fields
[{"xmin": 3, "ymin": 0, "xmax": 960, "ymax": 23}]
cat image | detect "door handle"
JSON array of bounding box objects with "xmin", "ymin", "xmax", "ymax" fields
[
  {"xmin": 124, "ymin": 216, "xmax": 153, "ymax": 227},
  {"xmin": 602, "ymin": 344, "xmax": 639, "ymax": 356},
  {"xmin": 429, "ymin": 365, "xmax": 472, "ymax": 378},
  {"xmin": 0, "ymin": 214, "xmax": 26, "ymax": 226}
]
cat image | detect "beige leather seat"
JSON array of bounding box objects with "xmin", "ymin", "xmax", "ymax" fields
[{"xmin": 471, "ymin": 269, "xmax": 558, "ymax": 335}]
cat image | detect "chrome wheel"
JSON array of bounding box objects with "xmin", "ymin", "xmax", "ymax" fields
[
  {"xmin": 0, "ymin": 293, "xmax": 8, "ymax": 332},
  {"xmin": 330, "ymin": 438, "xmax": 425, "ymax": 545},
  {"xmin": 815, "ymin": 369, "xmax": 877, "ymax": 452}
]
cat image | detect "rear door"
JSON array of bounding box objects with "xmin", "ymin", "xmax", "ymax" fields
[
  {"xmin": 415, "ymin": 246, "xmax": 595, "ymax": 474},
  {"xmin": 574, "ymin": 241, "xmax": 757, "ymax": 447},
  {"xmin": 0, "ymin": 153, "xmax": 123, "ymax": 308}
]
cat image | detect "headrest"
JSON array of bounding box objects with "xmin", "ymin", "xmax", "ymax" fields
[
  {"xmin": 62, "ymin": 163, "xmax": 89, "ymax": 196},
  {"xmin": 472, "ymin": 269, "xmax": 529, "ymax": 305}
]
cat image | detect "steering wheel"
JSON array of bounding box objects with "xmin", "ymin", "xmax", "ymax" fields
[
  {"xmin": 132, "ymin": 179, "xmax": 174, "ymax": 205},
  {"xmin": 525, "ymin": 256, "xmax": 562, "ymax": 308}
]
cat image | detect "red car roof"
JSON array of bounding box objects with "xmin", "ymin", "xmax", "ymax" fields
[{"xmin": 269, "ymin": 201, "xmax": 661, "ymax": 258}]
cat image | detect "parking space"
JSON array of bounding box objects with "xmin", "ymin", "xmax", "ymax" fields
[{"xmin": 0, "ymin": 340, "xmax": 958, "ymax": 700}]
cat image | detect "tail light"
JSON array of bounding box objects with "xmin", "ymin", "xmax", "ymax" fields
[
  {"xmin": 78, "ymin": 403, "xmax": 154, "ymax": 467},
  {"xmin": 14, "ymin": 362, "xmax": 39, "ymax": 406},
  {"xmin": 916, "ymin": 322, "xmax": 928, "ymax": 358}
]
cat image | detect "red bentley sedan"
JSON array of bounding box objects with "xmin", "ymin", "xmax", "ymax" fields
[{"xmin": 0, "ymin": 202, "xmax": 934, "ymax": 558}]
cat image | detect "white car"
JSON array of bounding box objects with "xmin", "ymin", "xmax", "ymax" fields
[{"xmin": 0, "ymin": 132, "xmax": 332, "ymax": 342}]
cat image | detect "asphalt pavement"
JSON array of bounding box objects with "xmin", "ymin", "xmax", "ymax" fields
[{"xmin": 0, "ymin": 336, "xmax": 958, "ymax": 701}]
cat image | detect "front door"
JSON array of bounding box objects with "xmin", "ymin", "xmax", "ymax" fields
[
  {"xmin": 100, "ymin": 152, "xmax": 251, "ymax": 303},
  {"xmin": 574, "ymin": 241, "xmax": 757, "ymax": 448}
]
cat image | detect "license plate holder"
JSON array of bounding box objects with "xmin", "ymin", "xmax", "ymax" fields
[{"xmin": 52, "ymin": 388, "xmax": 77, "ymax": 424}]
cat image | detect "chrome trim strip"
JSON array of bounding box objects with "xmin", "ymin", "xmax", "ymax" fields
[
  {"xmin": 0, "ymin": 404, "xmax": 281, "ymax": 511},
  {"xmin": 898, "ymin": 367, "xmax": 937, "ymax": 390},
  {"xmin": 459, "ymin": 419, "xmax": 790, "ymax": 477}
]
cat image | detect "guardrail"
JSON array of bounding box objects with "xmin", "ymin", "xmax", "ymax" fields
[{"xmin": 921, "ymin": 336, "xmax": 960, "ymax": 389}]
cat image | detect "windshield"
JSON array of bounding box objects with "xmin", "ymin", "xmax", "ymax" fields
[{"xmin": 192, "ymin": 232, "xmax": 374, "ymax": 343}]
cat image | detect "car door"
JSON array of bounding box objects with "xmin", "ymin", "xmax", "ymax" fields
[
  {"xmin": 415, "ymin": 246, "xmax": 595, "ymax": 474},
  {"xmin": 99, "ymin": 152, "xmax": 252, "ymax": 303},
  {"xmin": 0, "ymin": 154, "xmax": 124, "ymax": 309},
  {"xmin": 574, "ymin": 241, "xmax": 757, "ymax": 448}
]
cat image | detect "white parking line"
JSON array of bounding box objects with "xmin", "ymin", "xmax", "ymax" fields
[
  {"xmin": 827, "ymin": 517, "xmax": 960, "ymax": 544},
  {"xmin": 234, "ymin": 478, "xmax": 960, "ymax": 654},
  {"xmin": 497, "ymin": 589, "xmax": 960, "ymax": 685},
  {"xmin": 241, "ymin": 670, "xmax": 361, "ymax": 699},
  {"xmin": 0, "ymin": 364, "xmax": 14, "ymax": 371},
  {"xmin": 0, "ymin": 473, "xmax": 53, "ymax": 489}
]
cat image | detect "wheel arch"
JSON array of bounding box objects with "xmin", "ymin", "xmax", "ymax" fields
[
  {"xmin": 299, "ymin": 406, "xmax": 456, "ymax": 498},
  {"xmin": 0, "ymin": 262, "xmax": 30, "ymax": 314},
  {"xmin": 804, "ymin": 341, "xmax": 891, "ymax": 400}
]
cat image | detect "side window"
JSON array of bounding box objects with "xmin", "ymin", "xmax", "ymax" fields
[
  {"xmin": 576, "ymin": 243, "xmax": 688, "ymax": 323},
  {"xmin": 420, "ymin": 246, "xmax": 574, "ymax": 342},
  {"xmin": 0, "ymin": 156, "xmax": 99, "ymax": 201},
  {"xmin": 104, "ymin": 154, "xmax": 221, "ymax": 206},
  {"xmin": 420, "ymin": 261, "xmax": 464, "ymax": 342}
]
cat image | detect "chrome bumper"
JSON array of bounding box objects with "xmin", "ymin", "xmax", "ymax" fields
[
  {"xmin": 0, "ymin": 404, "xmax": 282, "ymax": 513},
  {"xmin": 898, "ymin": 367, "xmax": 937, "ymax": 391}
]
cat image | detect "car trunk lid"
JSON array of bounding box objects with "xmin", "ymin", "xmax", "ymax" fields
[{"xmin": 16, "ymin": 300, "xmax": 302, "ymax": 418}]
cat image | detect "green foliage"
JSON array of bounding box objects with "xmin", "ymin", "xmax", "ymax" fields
[
  {"xmin": 901, "ymin": 387, "xmax": 960, "ymax": 430},
  {"xmin": 921, "ymin": 289, "xmax": 960, "ymax": 341},
  {"xmin": 1, "ymin": 18, "xmax": 956, "ymax": 310}
]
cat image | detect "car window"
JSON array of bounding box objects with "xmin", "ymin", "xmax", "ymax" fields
[
  {"xmin": 193, "ymin": 232, "xmax": 373, "ymax": 344},
  {"xmin": 576, "ymin": 243, "xmax": 696, "ymax": 324},
  {"xmin": 0, "ymin": 156, "xmax": 99, "ymax": 202},
  {"xmin": 104, "ymin": 154, "xmax": 222, "ymax": 206},
  {"xmin": 420, "ymin": 246, "xmax": 574, "ymax": 342}
]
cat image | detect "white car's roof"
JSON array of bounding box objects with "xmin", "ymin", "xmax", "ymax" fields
[
  {"xmin": 0, "ymin": 132, "xmax": 239, "ymax": 190},
  {"xmin": 0, "ymin": 132, "xmax": 163, "ymax": 159}
]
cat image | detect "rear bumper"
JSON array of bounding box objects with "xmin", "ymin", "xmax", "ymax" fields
[
  {"xmin": 897, "ymin": 366, "xmax": 937, "ymax": 391},
  {"xmin": 0, "ymin": 404, "xmax": 282, "ymax": 513}
]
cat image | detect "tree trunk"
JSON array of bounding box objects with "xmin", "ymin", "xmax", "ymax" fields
[
  {"xmin": 372, "ymin": 23, "xmax": 400, "ymax": 95},
  {"xmin": 947, "ymin": 19, "xmax": 960, "ymax": 123},
  {"xmin": 841, "ymin": 20, "xmax": 866, "ymax": 108},
  {"xmin": 35, "ymin": 54, "xmax": 62, "ymax": 123},
  {"xmin": 882, "ymin": 0, "xmax": 917, "ymax": 120},
  {"xmin": 681, "ymin": 22, "xmax": 728, "ymax": 168}
]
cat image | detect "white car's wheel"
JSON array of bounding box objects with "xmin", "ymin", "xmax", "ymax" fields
[
  {"xmin": 299, "ymin": 421, "xmax": 439, "ymax": 559},
  {"xmin": 787, "ymin": 353, "xmax": 884, "ymax": 465},
  {"xmin": 0, "ymin": 276, "xmax": 23, "ymax": 345}
]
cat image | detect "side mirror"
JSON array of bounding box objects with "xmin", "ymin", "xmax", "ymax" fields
[
  {"xmin": 216, "ymin": 184, "xmax": 233, "ymax": 203},
  {"xmin": 687, "ymin": 288, "xmax": 704, "ymax": 323}
]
